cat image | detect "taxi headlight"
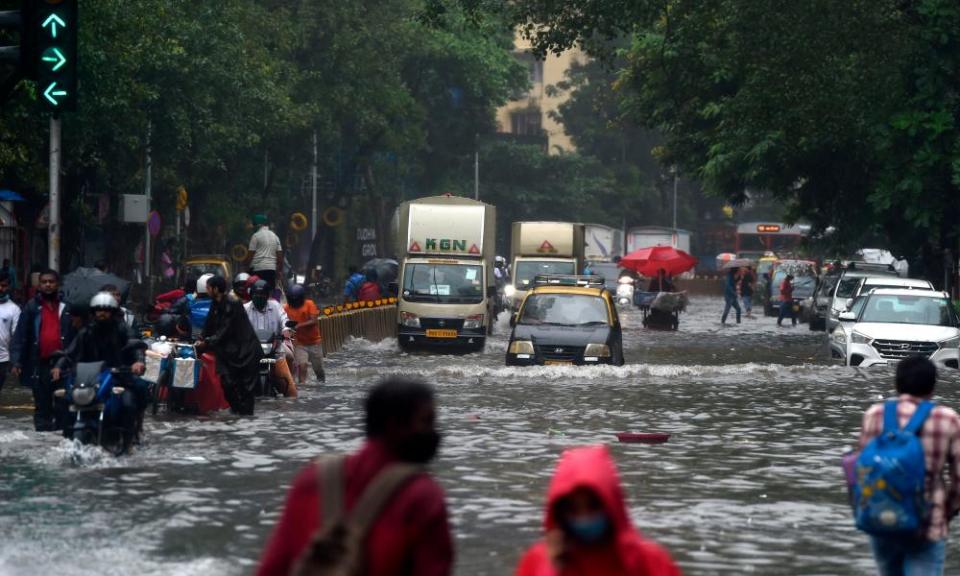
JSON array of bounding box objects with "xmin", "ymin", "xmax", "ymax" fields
[
  {"xmin": 508, "ymin": 340, "xmax": 534, "ymax": 355},
  {"xmin": 939, "ymin": 336, "xmax": 960, "ymax": 349},
  {"xmin": 851, "ymin": 331, "xmax": 871, "ymax": 345},
  {"xmin": 584, "ymin": 343, "xmax": 611, "ymax": 357},
  {"xmin": 504, "ymin": 285, "xmax": 516, "ymax": 298},
  {"xmin": 72, "ymin": 386, "xmax": 96, "ymax": 407}
]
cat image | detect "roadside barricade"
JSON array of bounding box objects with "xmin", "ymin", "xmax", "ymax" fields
[{"xmin": 318, "ymin": 298, "xmax": 397, "ymax": 356}]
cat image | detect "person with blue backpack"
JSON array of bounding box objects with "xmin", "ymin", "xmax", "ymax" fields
[
  {"xmin": 343, "ymin": 265, "xmax": 365, "ymax": 302},
  {"xmin": 854, "ymin": 355, "xmax": 960, "ymax": 575}
]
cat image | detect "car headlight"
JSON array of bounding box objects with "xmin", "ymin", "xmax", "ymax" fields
[
  {"xmin": 400, "ymin": 311, "xmax": 420, "ymax": 328},
  {"xmin": 832, "ymin": 330, "xmax": 847, "ymax": 345},
  {"xmin": 504, "ymin": 285, "xmax": 516, "ymax": 298},
  {"xmin": 584, "ymin": 343, "xmax": 611, "ymax": 357},
  {"xmin": 508, "ymin": 340, "xmax": 534, "ymax": 355},
  {"xmin": 939, "ymin": 336, "xmax": 960, "ymax": 349},
  {"xmin": 72, "ymin": 386, "xmax": 96, "ymax": 407},
  {"xmin": 851, "ymin": 331, "xmax": 871, "ymax": 344},
  {"xmin": 462, "ymin": 314, "xmax": 484, "ymax": 330}
]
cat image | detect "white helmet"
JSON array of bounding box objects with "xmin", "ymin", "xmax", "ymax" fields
[
  {"xmin": 89, "ymin": 291, "xmax": 119, "ymax": 311},
  {"xmin": 197, "ymin": 273, "xmax": 215, "ymax": 295},
  {"xmin": 233, "ymin": 272, "xmax": 250, "ymax": 288}
]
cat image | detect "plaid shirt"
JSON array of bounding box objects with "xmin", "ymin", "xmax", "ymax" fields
[{"xmin": 859, "ymin": 395, "xmax": 960, "ymax": 541}]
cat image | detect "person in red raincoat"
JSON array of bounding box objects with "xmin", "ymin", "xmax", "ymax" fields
[
  {"xmin": 516, "ymin": 445, "xmax": 681, "ymax": 576},
  {"xmin": 257, "ymin": 377, "xmax": 453, "ymax": 576},
  {"xmin": 357, "ymin": 268, "xmax": 382, "ymax": 302}
]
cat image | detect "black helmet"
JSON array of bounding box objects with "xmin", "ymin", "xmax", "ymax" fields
[
  {"xmin": 156, "ymin": 313, "xmax": 178, "ymax": 338},
  {"xmin": 250, "ymin": 279, "xmax": 270, "ymax": 297},
  {"xmin": 287, "ymin": 284, "xmax": 306, "ymax": 307}
]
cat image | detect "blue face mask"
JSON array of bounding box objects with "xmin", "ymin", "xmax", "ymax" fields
[{"xmin": 566, "ymin": 513, "xmax": 610, "ymax": 544}]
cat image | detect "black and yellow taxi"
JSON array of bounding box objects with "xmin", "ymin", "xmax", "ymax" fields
[{"xmin": 506, "ymin": 275, "xmax": 625, "ymax": 366}]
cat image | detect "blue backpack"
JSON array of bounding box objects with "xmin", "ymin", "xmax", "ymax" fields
[{"xmin": 854, "ymin": 400, "xmax": 933, "ymax": 535}]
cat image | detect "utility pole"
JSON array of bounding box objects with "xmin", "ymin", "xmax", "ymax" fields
[
  {"xmin": 672, "ymin": 166, "xmax": 679, "ymax": 230},
  {"xmin": 48, "ymin": 116, "xmax": 60, "ymax": 271},
  {"xmin": 311, "ymin": 130, "xmax": 318, "ymax": 240},
  {"xmin": 144, "ymin": 120, "xmax": 152, "ymax": 283},
  {"xmin": 474, "ymin": 133, "xmax": 479, "ymax": 200}
]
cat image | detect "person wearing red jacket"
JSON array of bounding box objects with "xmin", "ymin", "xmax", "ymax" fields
[
  {"xmin": 257, "ymin": 377, "xmax": 453, "ymax": 576},
  {"xmin": 357, "ymin": 268, "xmax": 382, "ymax": 302},
  {"xmin": 516, "ymin": 445, "xmax": 681, "ymax": 576}
]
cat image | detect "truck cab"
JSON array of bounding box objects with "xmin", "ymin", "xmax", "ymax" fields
[
  {"xmin": 506, "ymin": 222, "xmax": 585, "ymax": 310},
  {"xmin": 393, "ymin": 195, "xmax": 496, "ymax": 352}
]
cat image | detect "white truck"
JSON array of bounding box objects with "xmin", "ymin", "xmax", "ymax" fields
[
  {"xmin": 625, "ymin": 226, "xmax": 691, "ymax": 254},
  {"xmin": 584, "ymin": 224, "xmax": 624, "ymax": 262},
  {"xmin": 393, "ymin": 195, "xmax": 496, "ymax": 351},
  {"xmin": 505, "ymin": 221, "xmax": 586, "ymax": 308}
]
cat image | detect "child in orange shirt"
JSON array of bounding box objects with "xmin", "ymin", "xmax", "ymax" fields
[{"xmin": 283, "ymin": 285, "xmax": 325, "ymax": 384}]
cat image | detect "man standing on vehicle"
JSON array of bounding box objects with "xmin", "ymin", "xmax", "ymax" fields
[
  {"xmin": 257, "ymin": 377, "xmax": 453, "ymax": 575},
  {"xmin": 246, "ymin": 214, "xmax": 283, "ymax": 293},
  {"xmin": 777, "ymin": 273, "xmax": 796, "ymax": 327},
  {"xmin": 197, "ymin": 276, "xmax": 263, "ymax": 415},
  {"xmin": 10, "ymin": 269, "xmax": 74, "ymax": 431},
  {"xmin": 0, "ymin": 272, "xmax": 21, "ymax": 397},
  {"xmin": 856, "ymin": 356, "xmax": 960, "ymax": 575}
]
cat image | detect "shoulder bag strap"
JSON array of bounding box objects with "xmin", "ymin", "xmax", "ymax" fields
[
  {"xmin": 348, "ymin": 464, "xmax": 424, "ymax": 535},
  {"xmin": 882, "ymin": 399, "xmax": 900, "ymax": 434},
  {"xmin": 903, "ymin": 400, "xmax": 936, "ymax": 435},
  {"xmin": 316, "ymin": 455, "xmax": 346, "ymax": 526}
]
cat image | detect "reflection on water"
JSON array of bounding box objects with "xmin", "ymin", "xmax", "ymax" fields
[{"xmin": 1, "ymin": 297, "xmax": 958, "ymax": 575}]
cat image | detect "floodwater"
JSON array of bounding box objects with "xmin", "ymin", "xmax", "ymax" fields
[{"xmin": 1, "ymin": 296, "xmax": 959, "ymax": 575}]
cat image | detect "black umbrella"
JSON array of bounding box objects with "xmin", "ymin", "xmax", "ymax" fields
[{"xmin": 61, "ymin": 267, "xmax": 130, "ymax": 309}]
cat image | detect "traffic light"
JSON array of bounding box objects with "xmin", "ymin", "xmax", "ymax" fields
[{"xmin": 35, "ymin": 0, "xmax": 76, "ymax": 111}]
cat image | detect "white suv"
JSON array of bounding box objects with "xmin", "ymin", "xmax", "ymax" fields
[
  {"xmin": 827, "ymin": 274, "xmax": 933, "ymax": 332},
  {"xmin": 832, "ymin": 289, "xmax": 960, "ymax": 369}
]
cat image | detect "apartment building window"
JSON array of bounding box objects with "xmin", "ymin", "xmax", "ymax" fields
[
  {"xmin": 516, "ymin": 52, "xmax": 544, "ymax": 85},
  {"xmin": 511, "ymin": 109, "xmax": 542, "ymax": 136}
]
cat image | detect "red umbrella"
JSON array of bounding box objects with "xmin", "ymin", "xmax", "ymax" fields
[{"xmin": 620, "ymin": 246, "xmax": 698, "ymax": 277}]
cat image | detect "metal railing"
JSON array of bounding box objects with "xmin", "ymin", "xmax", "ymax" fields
[{"xmin": 317, "ymin": 298, "xmax": 398, "ymax": 355}]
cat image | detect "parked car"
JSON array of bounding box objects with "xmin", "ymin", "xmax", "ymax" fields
[
  {"xmin": 808, "ymin": 271, "xmax": 842, "ymax": 331},
  {"xmin": 831, "ymin": 289, "xmax": 960, "ymax": 369},
  {"xmin": 827, "ymin": 272, "xmax": 932, "ymax": 332},
  {"xmin": 506, "ymin": 275, "xmax": 625, "ymax": 366}
]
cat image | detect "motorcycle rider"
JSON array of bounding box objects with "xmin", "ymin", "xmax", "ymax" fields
[
  {"xmin": 231, "ymin": 272, "xmax": 251, "ymax": 302},
  {"xmin": 55, "ymin": 292, "xmax": 147, "ymax": 444},
  {"xmin": 101, "ymin": 283, "xmax": 139, "ymax": 334},
  {"xmin": 172, "ymin": 273, "xmax": 215, "ymax": 339},
  {"xmin": 245, "ymin": 279, "xmax": 294, "ymax": 365}
]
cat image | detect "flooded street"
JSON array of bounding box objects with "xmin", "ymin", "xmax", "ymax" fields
[{"xmin": 2, "ymin": 296, "xmax": 959, "ymax": 575}]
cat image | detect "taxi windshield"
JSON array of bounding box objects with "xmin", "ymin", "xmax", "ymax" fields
[{"xmin": 519, "ymin": 294, "xmax": 608, "ymax": 326}]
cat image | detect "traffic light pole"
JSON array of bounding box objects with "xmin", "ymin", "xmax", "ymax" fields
[{"xmin": 48, "ymin": 116, "xmax": 60, "ymax": 271}]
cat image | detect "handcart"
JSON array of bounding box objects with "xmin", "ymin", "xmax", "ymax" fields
[{"xmin": 634, "ymin": 291, "xmax": 688, "ymax": 330}]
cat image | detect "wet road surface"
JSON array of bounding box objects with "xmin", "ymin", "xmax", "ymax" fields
[{"xmin": 2, "ymin": 296, "xmax": 959, "ymax": 575}]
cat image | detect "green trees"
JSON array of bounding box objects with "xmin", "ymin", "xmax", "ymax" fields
[
  {"xmin": 0, "ymin": 0, "xmax": 525, "ymax": 275},
  {"xmin": 502, "ymin": 0, "xmax": 960, "ymax": 283}
]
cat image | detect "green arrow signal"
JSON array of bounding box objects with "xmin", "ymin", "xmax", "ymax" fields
[
  {"xmin": 42, "ymin": 14, "xmax": 66, "ymax": 38},
  {"xmin": 43, "ymin": 82, "xmax": 67, "ymax": 106},
  {"xmin": 41, "ymin": 47, "xmax": 67, "ymax": 72}
]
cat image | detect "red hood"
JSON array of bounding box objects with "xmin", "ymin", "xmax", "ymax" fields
[{"xmin": 544, "ymin": 445, "xmax": 632, "ymax": 535}]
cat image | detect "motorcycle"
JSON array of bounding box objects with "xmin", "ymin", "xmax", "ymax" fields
[
  {"xmin": 254, "ymin": 321, "xmax": 296, "ymax": 398},
  {"xmin": 616, "ymin": 277, "xmax": 635, "ymax": 307},
  {"xmin": 56, "ymin": 341, "xmax": 149, "ymax": 456}
]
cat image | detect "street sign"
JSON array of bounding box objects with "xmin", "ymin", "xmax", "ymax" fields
[{"xmin": 36, "ymin": 0, "xmax": 77, "ymax": 111}]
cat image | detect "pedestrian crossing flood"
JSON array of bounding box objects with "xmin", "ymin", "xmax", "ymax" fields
[{"xmin": 1, "ymin": 297, "xmax": 959, "ymax": 575}]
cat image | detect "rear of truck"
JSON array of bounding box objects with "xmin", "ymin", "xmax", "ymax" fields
[
  {"xmin": 506, "ymin": 222, "xmax": 585, "ymax": 310},
  {"xmin": 395, "ymin": 196, "xmax": 496, "ymax": 351}
]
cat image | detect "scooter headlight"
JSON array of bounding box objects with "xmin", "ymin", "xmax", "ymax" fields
[
  {"xmin": 72, "ymin": 386, "xmax": 96, "ymax": 407},
  {"xmin": 504, "ymin": 285, "xmax": 516, "ymax": 298}
]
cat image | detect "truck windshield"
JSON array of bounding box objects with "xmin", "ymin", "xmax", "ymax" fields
[
  {"xmin": 860, "ymin": 295, "xmax": 957, "ymax": 327},
  {"xmin": 515, "ymin": 261, "xmax": 576, "ymax": 287},
  {"xmin": 402, "ymin": 263, "xmax": 484, "ymax": 304},
  {"xmin": 520, "ymin": 294, "xmax": 609, "ymax": 326}
]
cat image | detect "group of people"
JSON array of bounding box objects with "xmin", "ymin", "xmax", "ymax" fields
[
  {"xmin": 256, "ymin": 377, "xmax": 682, "ymax": 576},
  {"xmin": 254, "ymin": 355, "xmax": 959, "ymax": 576},
  {"xmin": 721, "ymin": 266, "xmax": 796, "ymax": 326},
  {"xmin": 343, "ymin": 265, "xmax": 383, "ymax": 303},
  {"xmin": 0, "ymin": 268, "xmax": 148, "ymax": 434}
]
